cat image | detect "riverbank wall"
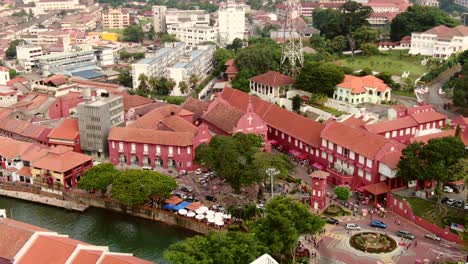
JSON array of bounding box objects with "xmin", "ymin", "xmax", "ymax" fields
[{"xmin": 65, "ymin": 191, "xmax": 214, "ymax": 235}]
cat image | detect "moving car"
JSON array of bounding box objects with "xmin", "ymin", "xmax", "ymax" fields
[
  {"xmin": 346, "ymin": 223, "xmax": 361, "ymax": 230},
  {"xmin": 424, "ymin": 233, "xmax": 441, "ymax": 241},
  {"xmin": 443, "ymin": 186, "xmax": 453, "ymax": 193},
  {"xmin": 396, "ymin": 230, "xmax": 416, "ymax": 240},
  {"xmin": 370, "ymin": 220, "xmax": 387, "ymax": 229},
  {"xmin": 323, "ymin": 217, "xmax": 339, "ymax": 225}
]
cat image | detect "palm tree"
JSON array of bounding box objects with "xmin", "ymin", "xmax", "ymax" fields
[
  {"xmin": 178, "ymin": 81, "xmax": 189, "ymax": 94},
  {"xmin": 137, "ymin": 73, "xmax": 148, "ymax": 91},
  {"xmin": 148, "ymin": 77, "xmax": 160, "ymax": 94},
  {"xmin": 166, "ymin": 79, "xmax": 176, "ymax": 92},
  {"xmin": 189, "ymin": 74, "xmax": 199, "ymax": 89}
]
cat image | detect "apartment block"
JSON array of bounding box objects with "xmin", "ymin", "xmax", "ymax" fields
[
  {"xmin": 218, "ymin": 2, "xmax": 245, "ymax": 45},
  {"xmin": 102, "ymin": 8, "xmax": 131, "ymax": 29},
  {"xmin": 16, "ymin": 45, "xmax": 43, "ymax": 72},
  {"xmin": 167, "ymin": 25, "xmax": 218, "ymax": 46},
  {"xmin": 77, "ymin": 91, "xmax": 124, "ymax": 158},
  {"xmin": 36, "ymin": 45, "xmax": 99, "ymax": 76}
]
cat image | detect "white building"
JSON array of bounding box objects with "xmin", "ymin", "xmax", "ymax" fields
[
  {"xmin": 415, "ymin": 0, "xmax": 439, "ymax": 6},
  {"xmin": 102, "ymin": 8, "xmax": 131, "ymax": 29},
  {"xmin": 131, "ymin": 42, "xmax": 214, "ymax": 96},
  {"xmin": 409, "ymin": 25, "xmax": 468, "ymax": 59},
  {"xmin": 37, "ymin": 45, "xmax": 99, "ymax": 76},
  {"xmin": 0, "ymin": 67, "xmax": 10, "ymax": 86},
  {"xmin": 454, "ymin": 0, "xmax": 468, "ymax": 8},
  {"xmin": 35, "ymin": 0, "xmax": 86, "ymax": 12},
  {"xmin": 94, "ymin": 43, "xmax": 121, "ymax": 66},
  {"xmin": 16, "ymin": 45, "xmax": 43, "ymax": 72},
  {"xmin": 153, "ymin": 6, "xmax": 210, "ymax": 33},
  {"xmin": 167, "ymin": 24, "xmax": 218, "ymax": 46},
  {"xmin": 218, "ymin": 1, "xmax": 245, "ymax": 45},
  {"xmin": 21, "ymin": 30, "xmax": 72, "ymax": 51},
  {"xmin": 0, "ymin": 85, "xmax": 18, "ymax": 107}
]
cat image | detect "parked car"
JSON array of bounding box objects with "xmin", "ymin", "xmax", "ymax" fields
[
  {"xmin": 445, "ymin": 183, "xmax": 460, "ymax": 193},
  {"xmin": 195, "ymin": 169, "xmax": 202, "ymax": 175},
  {"xmin": 256, "ymin": 204, "xmax": 265, "ymax": 209},
  {"xmin": 443, "ymin": 186, "xmax": 453, "ymax": 193},
  {"xmin": 441, "ymin": 197, "xmax": 449, "ymax": 204},
  {"xmin": 346, "ymin": 223, "xmax": 361, "ymax": 230},
  {"xmin": 205, "ymin": 195, "xmax": 217, "ymax": 202},
  {"xmin": 464, "ymin": 203, "xmax": 468, "ymax": 210},
  {"xmin": 446, "ymin": 199, "xmax": 455, "ymax": 206},
  {"xmin": 93, "ymin": 161, "xmax": 101, "ymax": 166},
  {"xmin": 181, "ymin": 186, "xmax": 193, "ymax": 193},
  {"xmin": 179, "ymin": 170, "xmax": 187, "ymax": 175},
  {"xmin": 396, "ymin": 230, "xmax": 415, "ymax": 240},
  {"xmin": 454, "ymin": 200, "xmax": 464, "ymax": 208},
  {"xmin": 323, "ymin": 217, "xmax": 339, "ymax": 225},
  {"xmin": 370, "ymin": 220, "xmax": 387, "ymax": 229},
  {"xmin": 424, "ymin": 233, "xmax": 441, "ymax": 241}
]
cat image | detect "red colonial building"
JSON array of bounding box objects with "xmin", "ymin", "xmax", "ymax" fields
[{"xmin": 47, "ymin": 118, "xmax": 81, "ymax": 152}]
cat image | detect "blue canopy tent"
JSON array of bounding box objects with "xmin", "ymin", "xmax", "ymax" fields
[
  {"xmin": 173, "ymin": 201, "xmax": 191, "ymax": 211},
  {"xmin": 163, "ymin": 204, "xmax": 176, "ymax": 210}
]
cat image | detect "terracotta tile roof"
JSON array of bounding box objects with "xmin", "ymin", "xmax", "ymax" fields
[
  {"xmin": 129, "ymin": 105, "xmax": 181, "ymax": 129},
  {"xmin": 47, "ymin": 118, "xmax": 79, "ymax": 141},
  {"xmin": 321, "ymin": 122, "xmax": 391, "ymax": 159},
  {"xmin": 0, "ymin": 66, "xmax": 8, "ymax": 72},
  {"xmin": 409, "ymin": 111, "xmax": 446, "ymax": 124},
  {"xmin": 220, "ymin": 87, "xmax": 324, "ymax": 148},
  {"xmin": 70, "ymin": 249, "xmax": 103, "ymax": 264},
  {"xmin": 32, "ymin": 146, "xmax": 93, "ymax": 173},
  {"xmin": 249, "ymin": 71, "xmax": 294, "ymax": 87},
  {"xmin": 224, "ymin": 59, "xmax": 235, "ymax": 66},
  {"xmin": 18, "ymin": 166, "xmax": 32, "ymax": 177},
  {"xmin": 160, "ymin": 115, "xmax": 197, "ymax": 135},
  {"xmin": 17, "ymin": 235, "xmax": 81, "ymax": 264},
  {"xmin": 337, "ymin": 75, "xmax": 390, "ymax": 94},
  {"xmin": 181, "ymin": 97, "xmax": 209, "ymax": 121},
  {"xmin": 377, "ymin": 151, "xmax": 401, "ymax": 169},
  {"xmin": 109, "ymin": 127, "xmax": 193, "ymax": 146},
  {"xmin": 42, "ymin": 75, "xmax": 68, "ymax": 86},
  {"xmin": 0, "ymin": 219, "xmax": 46, "ymax": 261},
  {"xmin": 225, "ymin": 59, "xmax": 239, "ymax": 74},
  {"xmin": 309, "ymin": 171, "xmax": 329, "ymax": 179},
  {"xmin": 0, "ymin": 137, "xmax": 32, "ymax": 160},
  {"xmin": 390, "ymin": 105, "xmax": 407, "ymax": 112},
  {"xmin": 122, "ymin": 94, "xmax": 154, "ymax": 112},
  {"xmin": 133, "ymin": 102, "xmax": 168, "ymax": 117},
  {"xmin": 21, "ymin": 145, "xmax": 49, "ymax": 162},
  {"xmin": 362, "ymin": 182, "xmax": 390, "ymax": 195},
  {"xmin": 341, "ymin": 116, "xmax": 371, "ymax": 128},
  {"xmin": 409, "ymin": 130, "xmax": 456, "ymax": 144},
  {"xmin": 365, "ymin": 116, "xmax": 418, "ymax": 134},
  {"xmin": 423, "ymin": 25, "xmax": 468, "ymax": 39},
  {"xmin": 100, "ymin": 254, "xmax": 155, "ymax": 264},
  {"xmin": 202, "ymin": 101, "xmax": 244, "ymax": 134}
]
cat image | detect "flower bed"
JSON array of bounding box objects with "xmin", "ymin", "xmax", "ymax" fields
[{"xmin": 350, "ymin": 232, "xmax": 397, "ymax": 253}]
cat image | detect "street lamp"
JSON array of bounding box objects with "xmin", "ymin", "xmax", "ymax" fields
[{"xmin": 266, "ymin": 168, "xmax": 279, "ymax": 198}]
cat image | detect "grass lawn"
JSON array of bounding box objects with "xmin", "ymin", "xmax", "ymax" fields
[
  {"xmin": 335, "ymin": 50, "xmax": 429, "ymax": 79},
  {"xmin": 155, "ymin": 95, "xmax": 186, "ymax": 105},
  {"xmin": 391, "ymin": 89, "xmax": 416, "ymax": 98},
  {"xmin": 404, "ymin": 197, "xmax": 466, "ymax": 228},
  {"xmin": 311, "ymin": 104, "xmax": 348, "ymax": 117}
]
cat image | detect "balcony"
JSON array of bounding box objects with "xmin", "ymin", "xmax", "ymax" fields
[{"xmin": 326, "ymin": 167, "xmax": 354, "ymax": 186}]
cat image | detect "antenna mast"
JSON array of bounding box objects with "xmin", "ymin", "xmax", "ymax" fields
[{"xmin": 280, "ymin": 0, "xmax": 304, "ymax": 77}]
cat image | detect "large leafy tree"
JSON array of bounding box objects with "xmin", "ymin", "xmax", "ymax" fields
[
  {"xmin": 334, "ymin": 186, "xmax": 350, "ymax": 201},
  {"xmin": 390, "ymin": 5, "xmax": 460, "ymax": 41},
  {"xmin": 6, "ymin": 39, "xmax": 23, "ymax": 59},
  {"xmin": 112, "ymin": 169, "xmax": 176, "ymax": 205},
  {"xmin": 453, "ymin": 64, "xmax": 468, "ymax": 107},
  {"xmin": 250, "ymin": 196, "xmax": 325, "ymax": 261},
  {"xmin": 178, "ymin": 81, "xmax": 189, "ymax": 94},
  {"xmin": 77, "ymin": 163, "xmax": 119, "ymax": 194},
  {"xmin": 291, "ymin": 95, "xmax": 301, "ymax": 113},
  {"xmin": 164, "ymin": 231, "xmax": 266, "ymax": 264},
  {"xmin": 312, "ymin": 8, "xmax": 344, "ymax": 40},
  {"xmin": 123, "ymin": 25, "xmax": 144, "ymax": 42},
  {"xmin": 293, "ymin": 62, "xmax": 344, "ymax": 96},
  {"xmin": 116, "ymin": 68, "xmax": 132, "ymax": 87}
]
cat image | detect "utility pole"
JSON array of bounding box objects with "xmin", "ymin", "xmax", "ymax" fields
[{"xmin": 266, "ymin": 168, "xmax": 279, "ymax": 198}]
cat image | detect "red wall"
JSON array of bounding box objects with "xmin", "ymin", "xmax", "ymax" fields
[
  {"xmin": 48, "ymin": 96, "xmax": 84, "ymax": 119},
  {"xmin": 387, "ymin": 194, "xmax": 463, "ymax": 245}
]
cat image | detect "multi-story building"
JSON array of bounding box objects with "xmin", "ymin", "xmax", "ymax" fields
[
  {"xmin": 333, "ymin": 75, "xmax": 392, "ymax": 105},
  {"xmin": 0, "ymin": 67, "xmax": 10, "ymax": 86},
  {"xmin": 218, "ymin": 2, "xmax": 246, "ymax": 45},
  {"xmin": 249, "ymin": 71, "xmax": 294, "ymax": 101},
  {"xmin": 415, "ymin": 0, "xmax": 439, "ymax": 6},
  {"xmin": 21, "ymin": 30, "xmax": 72, "ymax": 49},
  {"xmin": 36, "ymin": 45, "xmax": 99, "ymax": 76},
  {"xmin": 77, "ymin": 91, "xmax": 124, "ymax": 158},
  {"xmin": 152, "ymin": 6, "xmax": 210, "ymax": 33},
  {"xmin": 0, "ymin": 86, "xmax": 17, "ymax": 107},
  {"xmin": 35, "ymin": 0, "xmax": 86, "ymax": 12},
  {"xmin": 167, "ymin": 25, "xmax": 218, "ymax": 46},
  {"xmin": 132, "ymin": 42, "xmax": 215, "ymax": 96},
  {"xmin": 16, "ymin": 45, "xmax": 43, "ymax": 72},
  {"xmin": 454, "ymin": 0, "xmax": 468, "ymax": 8},
  {"xmin": 409, "ymin": 25, "xmax": 468, "ymax": 58},
  {"xmin": 94, "ymin": 43, "xmax": 121, "ymax": 66},
  {"xmin": 61, "ymin": 13, "xmax": 99, "ymax": 31},
  {"xmin": 101, "ymin": 8, "xmax": 131, "ymax": 29}
]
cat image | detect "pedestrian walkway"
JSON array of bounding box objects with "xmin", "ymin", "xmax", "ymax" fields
[
  {"xmin": 381, "ymin": 255, "xmax": 395, "ymax": 264},
  {"xmin": 0, "ymin": 189, "xmax": 87, "ymax": 212}
]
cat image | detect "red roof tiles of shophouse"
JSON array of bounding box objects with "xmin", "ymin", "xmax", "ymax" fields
[
  {"xmin": 249, "ymin": 71, "xmax": 295, "ymax": 87},
  {"xmin": 409, "ymin": 130, "xmax": 456, "ymax": 144},
  {"xmin": 122, "ymin": 94, "xmax": 154, "ymax": 112},
  {"xmin": 0, "ymin": 66, "xmax": 8, "ymax": 72},
  {"xmin": 181, "ymin": 98, "xmax": 209, "ymax": 121},
  {"xmin": 0, "ymin": 137, "xmax": 32, "ymax": 159},
  {"xmin": 133, "ymin": 102, "xmax": 168, "ymax": 117},
  {"xmin": 224, "ymin": 59, "xmax": 239, "ymax": 74},
  {"xmin": 32, "ymin": 146, "xmax": 92, "ymax": 173},
  {"xmin": 400, "ymin": 36, "xmax": 412, "ymax": 44},
  {"xmin": 129, "ymin": 105, "xmax": 183, "ymax": 129},
  {"xmin": 70, "ymin": 249, "xmax": 105, "ymax": 264},
  {"xmin": 409, "ymin": 110, "xmax": 446, "ymax": 124},
  {"xmin": 321, "ymin": 121, "xmax": 392, "ymax": 159},
  {"xmin": 41, "ymin": 75, "xmax": 68, "ymax": 86},
  {"xmin": 100, "ymin": 254, "xmax": 155, "ymax": 264},
  {"xmin": 310, "ymin": 170, "xmax": 329, "ymax": 179},
  {"xmin": 109, "ymin": 127, "xmax": 193, "ymax": 146},
  {"xmin": 220, "ymin": 87, "xmax": 324, "ymax": 148},
  {"xmin": 9, "ymin": 93, "xmax": 50, "ymax": 111},
  {"xmin": 390, "ymin": 105, "xmax": 408, "ymax": 112},
  {"xmin": 406, "ymin": 104, "xmax": 433, "ymax": 114},
  {"xmin": 365, "ymin": 116, "xmax": 418, "ymax": 134},
  {"xmin": 21, "ymin": 145, "xmax": 49, "ymax": 162},
  {"xmin": 0, "ymin": 219, "xmax": 46, "ymax": 261},
  {"xmin": 70, "ymin": 77, "xmax": 121, "ymax": 90},
  {"xmin": 160, "ymin": 115, "xmax": 197, "ymax": 135},
  {"xmin": 423, "ymin": 25, "xmax": 468, "ymax": 39},
  {"xmin": 0, "ymin": 108, "xmax": 12, "ymax": 119},
  {"xmin": 337, "ymin": 75, "xmax": 390, "ymax": 94},
  {"xmin": 202, "ymin": 101, "xmax": 245, "ymax": 134},
  {"xmin": 16, "ymin": 235, "xmax": 82, "ymax": 264},
  {"xmin": 47, "ymin": 118, "xmax": 79, "ymax": 141}
]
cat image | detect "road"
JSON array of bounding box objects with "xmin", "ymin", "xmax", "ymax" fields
[{"xmin": 421, "ymin": 72, "xmax": 458, "ymax": 119}]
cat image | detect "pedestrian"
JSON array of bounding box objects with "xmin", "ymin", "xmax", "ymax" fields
[{"xmin": 399, "ymin": 250, "xmax": 403, "ymax": 256}]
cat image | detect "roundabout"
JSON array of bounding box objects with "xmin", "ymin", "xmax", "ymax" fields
[{"xmin": 349, "ymin": 232, "xmax": 397, "ymax": 254}]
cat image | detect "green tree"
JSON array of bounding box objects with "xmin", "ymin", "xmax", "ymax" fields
[
  {"xmin": 117, "ymin": 68, "xmax": 132, "ymax": 87},
  {"xmin": 77, "ymin": 163, "xmax": 118, "ymax": 194},
  {"xmin": 8, "ymin": 69, "xmax": 17, "ymax": 79},
  {"xmin": 252, "ymin": 151, "xmax": 292, "ymax": 199},
  {"xmin": 148, "ymin": 76, "xmax": 161, "ymax": 93},
  {"xmin": 292, "ymin": 94, "xmax": 301, "ymax": 113},
  {"xmin": 333, "ymin": 186, "xmax": 350, "ymax": 201},
  {"xmin": 227, "ymin": 38, "xmax": 243, "ymax": 52},
  {"xmin": 213, "ymin": 48, "xmax": 235, "ymax": 66},
  {"xmin": 138, "ymin": 73, "xmax": 149, "ymax": 91},
  {"xmin": 123, "ymin": 25, "xmax": 144, "ymax": 42},
  {"xmin": 312, "ymin": 8, "xmax": 344, "ymax": 40},
  {"xmin": 178, "ymin": 81, "xmax": 189, "ymax": 94},
  {"xmin": 293, "ymin": 62, "xmax": 345, "ymax": 96},
  {"xmin": 147, "ymin": 24, "xmax": 155, "ymax": 40},
  {"xmin": 112, "ymin": 169, "xmax": 177, "ymax": 205},
  {"xmin": 350, "ymin": 26, "xmax": 378, "ymax": 54},
  {"xmin": 166, "ymin": 79, "xmax": 176, "ymax": 91},
  {"xmin": 251, "ymin": 196, "xmax": 325, "ymax": 261},
  {"xmin": 390, "ymin": 5, "xmax": 460, "ymax": 41},
  {"xmin": 361, "ymin": 43, "xmax": 380, "ymax": 56},
  {"xmin": 6, "ymin": 39, "xmax": 23, "ymax": 59},
  {"xmin": 189, "ymin": 74, "xmax": 199, "ymax": 89},
  {"xmin": 160, "ymin": 33, "xmax": 179, "ymax": 43},
  {"xmin": 164, "ymin": 231, "xmax": 266, "ymax": 264}
]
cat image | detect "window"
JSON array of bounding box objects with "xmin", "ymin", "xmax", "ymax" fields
[
  {"xmin": 156, "ymin": 145, "xmax": 161, "ymax": 155},
  {"xmin": 321, "ymin": 151, "xmax": 326, "ymax": 159},
  {"xmin": 405, "ymin": 128, "xmax": 410, "ymax": 135},
  {"xmin": 299, "ymin": 142, "xmax": 303, "ymax": 149},
  {"xmin": 365, "ymin": 172, "xmax": 372, "ymax": 181},
  {"xmin": 186, "ymin": 161, "xmax": 192, "ymax": 167},
  {"xmin": 168, "ymin": 146, "xmax": 173, "ymax": 155},
  {"xmin": 111, "ymin": 141, "xmax": 115, "ymax": 149},
  {"xmin": 131, "ymin": 143, "xmax": 136, "ymax": 151},
  {"xmin": 187, "ymin": 146, "xmax": 191, "ymax": 154},
  {"xmin": 177, "ymin": 147, "xmax": 180, "ymax": 155},
  {"xmin": 358, "ymin": 169, "xmax": 363, "ymax": 177},
  {"xmin": 366, "ymin": 159, "xmax": 372, "ymax": 168},
  {"xmin": 288, "ymin": 136, "xmax": 291, "ymax": 143},
  {"xmin": 337, "ymin": 146, "xmax": 342, "ymax": 154},
  {"xmin": 143, "ymin": 144, "xmax": 148, "ymax": 152},
  {"xmin": 315, "ymin": 149, "xmax": 319, "ymax": 156},
  {"xmin": 294, "ymin": 139, "xmax": 298, "ymax": 146},
  {"xmin": 275, "ymin": 130, "xmax": 278, "ymax": 136},
  {"xmin": 322, "ymin": 139, "xmax": 327, "ymax": 147},
  {"xmin": 439, "ymin": 120, "xmax": 443, "ymax": 126},
  {"xmin": 385, "ymin": 132, "xmax": 390, "ymax": 138},
  {"xmin": 328, "ymin": 141, "xmax": 334, "ymax": 150},
  {"xmin": 119, "ymin": 142, "xmax": 123, "ymax": 150},
  {"xmin": 328, "ymin": 154, "xmax": 333, "ymax": 162},
  {"xmin": 392, "ymin": 131, "xmax": 397, "ymax": 137},
  {"xmin": 350, "ymin": 151, "xmax": 355, "ymax": 160},
  {"xmin": 359, "ymin": 155, "xmax": 364, "ymax": 164},
  {"xmin": 281, "ymin": 133, "xmax": 284, "ymax": 139},
  {"xmin": 399, "ymin": 130, "xmax": 403, "ymax": 136}
]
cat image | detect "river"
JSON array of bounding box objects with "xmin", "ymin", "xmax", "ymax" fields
[{"xmin": 0, "ymin": 196, "xmax": 196, "ymax": 263}]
